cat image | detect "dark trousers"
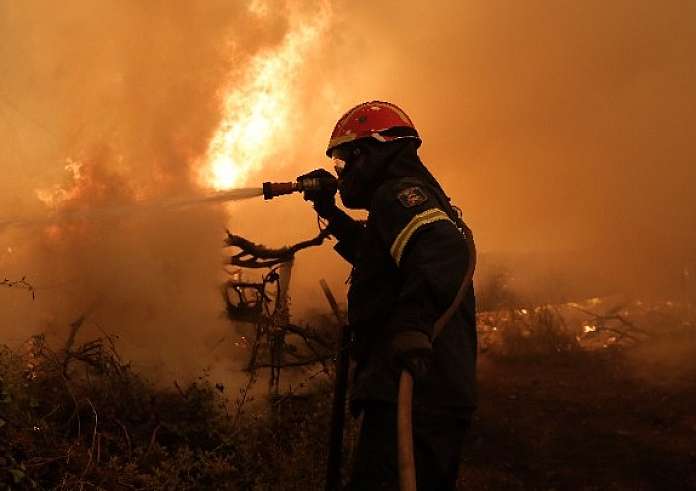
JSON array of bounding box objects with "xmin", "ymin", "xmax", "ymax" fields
[{"xmin": 347, "ymin": 403, "xmax": 470, "ymax": 491}]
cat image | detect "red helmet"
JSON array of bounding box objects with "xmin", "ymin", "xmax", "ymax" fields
[{"xmin": 326, "ymin": 101, "xmax": 421, "ymax": 157}]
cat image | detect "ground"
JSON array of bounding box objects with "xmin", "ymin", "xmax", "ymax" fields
[
  {"xmin": 461, "ymin": 350, "xmax": 696, "ymax": 490},
  {"xmin": 2, "ymin": 312, "xmax": 695, "ymax": 490}
]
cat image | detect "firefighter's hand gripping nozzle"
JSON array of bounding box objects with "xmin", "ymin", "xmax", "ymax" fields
[{"xmin": 262, "ymin": 171, "xmax": 338, "ymax": 201}]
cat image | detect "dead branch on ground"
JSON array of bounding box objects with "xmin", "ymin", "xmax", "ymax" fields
[{"xmin": 572, "ymin": 305, "xmax": 650, "ymax": 343}]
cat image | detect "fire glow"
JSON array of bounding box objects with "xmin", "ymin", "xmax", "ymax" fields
[
  {"xmin": 35, "ymin": 159, "xmax": 84, "ymax": 210},
  {"xmin": 26, "ymin": 3, "xmax": 333, "ymax": 223},
  {"xmin": 198, "ymin": 3, "xmax": 332, "ymax": 191}
]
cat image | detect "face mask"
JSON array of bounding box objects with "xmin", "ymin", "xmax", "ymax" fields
[
  {"xmin": 332, "ymin": 140, "xmax": 405, "ymax": 209},
  {"xmin": 331, "ymin": 145, "xmax": 370, "ymax": 209},
  {"xmin": 338, "ymin": 161, "xmax": 371, "ymax": 209}
]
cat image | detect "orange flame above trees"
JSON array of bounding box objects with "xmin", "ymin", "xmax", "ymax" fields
[
  {"xmin": 32, "ymin": 3, "xmax": 332, "ymax": 217},
  {"xmin": 197, "ymin": 3, "xmax": 332, "ymax": 191}
]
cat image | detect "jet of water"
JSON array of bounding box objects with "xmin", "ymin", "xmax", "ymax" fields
[{"xmin": 0, "ymin": 187, "xmax": 264, "ymax": 232}]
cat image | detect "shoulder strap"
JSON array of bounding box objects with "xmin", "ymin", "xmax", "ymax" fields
[{"xmin": 432, "ymin": 224, "xmax": 476, "ymax": 340}]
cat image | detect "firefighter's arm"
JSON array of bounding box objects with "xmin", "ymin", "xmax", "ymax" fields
[
  {"xmin": 299, "ymin": 168, "xmax": 364, "ymax": 264},
  {"xmin": 326, "ymin": 209, "xmax": 364, "ymax": 264}
]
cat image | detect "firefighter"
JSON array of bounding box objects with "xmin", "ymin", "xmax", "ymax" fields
[{"xmin": 302, "ymin": 101, "xmax": 476, "ymax": 490}]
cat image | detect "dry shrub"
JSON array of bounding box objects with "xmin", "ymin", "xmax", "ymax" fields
[
  {"xmin": 0, "ymin": 330, "xmax": 337, "ymax": 490},
  {"xmin": 486, "ymin": 306, "xmax": 580, "ymax": 360}
]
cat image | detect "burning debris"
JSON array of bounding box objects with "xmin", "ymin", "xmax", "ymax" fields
[{"xmin": 478, "ymin": 294, "xmax": 696, "ymax": 359}]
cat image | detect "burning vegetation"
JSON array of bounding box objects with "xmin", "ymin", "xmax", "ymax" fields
[
  {"xmin": 2, "ymin": 0, "xmax": 696, "ymax": 489},
  {"xmin": 2, "ymin": 234, "xmax": 695, "ymax": 488}
]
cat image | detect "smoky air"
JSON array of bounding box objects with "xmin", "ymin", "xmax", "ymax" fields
[{"xmin": 0, "ymin": 0, "xmax": 694, "ymax": 394}]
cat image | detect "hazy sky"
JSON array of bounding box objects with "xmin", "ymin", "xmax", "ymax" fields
[{"xmin": 1, "ymin": 0, "xmax": 694, "ymax": 371}]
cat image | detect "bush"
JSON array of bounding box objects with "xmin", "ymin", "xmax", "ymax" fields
[
  {"xmin": 0, "ymin": 332, "xmax": 338, "ymax": 490},
  {"xmin": 483, "ymin": 306, "xmax": 580, "ymax": 360}
]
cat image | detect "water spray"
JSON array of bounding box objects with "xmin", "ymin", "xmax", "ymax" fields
[
  {"xmin": 0, "ymin": 175, "xmax": 337, "ymax": 233},
  {"xmin": 0, "ymin": 187, "xmax": 265, "ymax": 232}
]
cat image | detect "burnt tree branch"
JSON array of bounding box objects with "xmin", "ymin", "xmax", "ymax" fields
[
  {"xmin": 224, "ymin": 228, "xmax": 331, "ymax": 268},
  {"xmin": 572, "ymin": 305, "xmax": 650, "ymax": 341},
  {"xmin": 1, "ymin": 276, "xmax": 35, "ymax": 299}
]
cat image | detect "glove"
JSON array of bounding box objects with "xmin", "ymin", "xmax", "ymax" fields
[
  {"xmin": 297, "ymin": 168, "xmax": 338, "ymax": 219},
  {"xmin": 390, "ymin": 330, "xmax": 432, "ymax": 381}
]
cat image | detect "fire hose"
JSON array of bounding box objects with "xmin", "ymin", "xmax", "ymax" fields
[{"xmin": 397, "ymin": 230, "xmax": 476, "ymax": 491}]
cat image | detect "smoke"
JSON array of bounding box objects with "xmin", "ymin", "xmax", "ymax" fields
[
  {"xmin": 0, "ymin": 0, "xmax": 310, "ymax": 377},
  {"xmin": 309, "ymin": 0, "xmax": 696, "ymax": 301},
  {"xmin": 1, "ymin": 0, "xmax": 695, "ymax": 380},
  {"xmin": 228, "ymin": 0, "xmax": 696, "ymax": 310},
  {"xmin": 217, "ymin": 0, "xmax": 696, "ymax": 311}
]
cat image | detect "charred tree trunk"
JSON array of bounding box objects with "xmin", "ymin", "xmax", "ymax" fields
[{"xmin": 269, "ymin": 259, "xmax": 293, "ymax": 395}]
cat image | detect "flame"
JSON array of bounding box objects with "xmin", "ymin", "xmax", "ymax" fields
[
  {"xmin": 583, "ymin": 323, "xmax": 598, "ymax": 333},
  {"xmin": 35, "ymin": 159, "xmax": 84, "ymax": 209},
  {"xmin": 32, "ymin": 4, "xmax": 332, "ymax": 216},
  {"xmin": 198, "ymin": 3, "xmax": 332, "ymax": 191}
]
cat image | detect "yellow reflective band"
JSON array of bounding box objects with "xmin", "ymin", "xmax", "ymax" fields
[{"xmin": 390, "ymin": 208, "xmax": 455, "ymax": 266}]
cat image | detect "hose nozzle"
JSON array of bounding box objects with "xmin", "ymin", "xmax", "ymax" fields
[
  {"xmin": 262, "ymin": 177, "xmax": 336, "ymax": 200},
  {"xmin": 262, "ymin": 181, "xmax": 298, "ymax": 200}
]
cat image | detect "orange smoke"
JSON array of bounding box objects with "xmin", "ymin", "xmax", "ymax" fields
[{"xmin": 0, "ymin": 0, "xmax": 342, "ymax": 380}]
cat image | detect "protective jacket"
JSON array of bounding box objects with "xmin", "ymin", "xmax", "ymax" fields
[{"xmin": 327, "ymin": 155, "xmax": 477, "ymax": 417}]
